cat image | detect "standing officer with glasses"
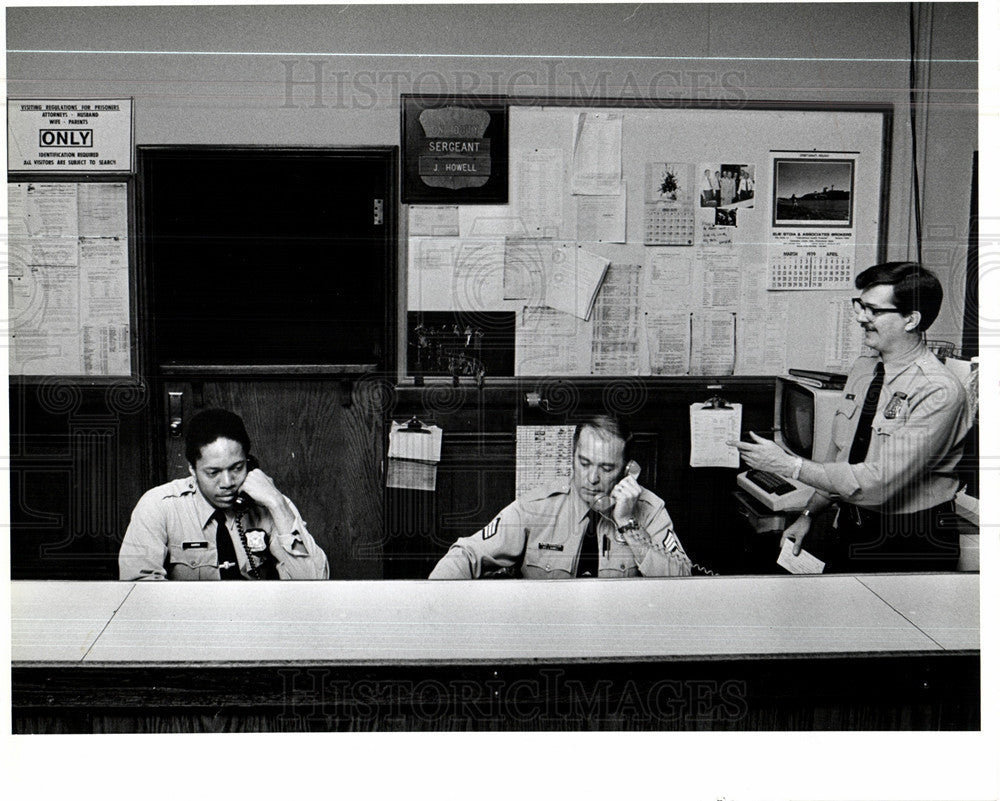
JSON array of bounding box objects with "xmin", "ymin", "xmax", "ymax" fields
[{"xmin": 733, "ymin": 262, "xmax": 972, "ymax": 571}]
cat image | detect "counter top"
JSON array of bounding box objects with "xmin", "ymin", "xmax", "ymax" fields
[{"xmin": 11, "ymin": 574, "xmax": 979, "ymax": 666}]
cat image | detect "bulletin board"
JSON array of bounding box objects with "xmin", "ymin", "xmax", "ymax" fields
[
  {"xmin": 405, "ymin": 101, "xmax": 890, "ymax": 377},
  {"xmin": 8, "ymin": 180, "xmax": 133, "ymax": 377}
]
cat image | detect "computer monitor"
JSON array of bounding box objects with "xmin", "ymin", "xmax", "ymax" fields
[{"xmin": 774, "ymin": 378, "xmax": 842, "ymax": 460}]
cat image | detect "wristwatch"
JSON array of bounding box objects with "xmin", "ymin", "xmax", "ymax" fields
[{"xmin": 617, "ymin": 517, "xmax": 641, "ymax": 534}]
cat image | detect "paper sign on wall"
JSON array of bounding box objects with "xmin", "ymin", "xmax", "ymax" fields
[{"xmin": 8, "ymin": 98, "xmax": 134, "ymax": 172}]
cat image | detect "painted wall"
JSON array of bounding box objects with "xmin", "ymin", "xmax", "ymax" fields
[{"xmin": 7, "ymin": 2, "xmax": 977, "ymax": 342}]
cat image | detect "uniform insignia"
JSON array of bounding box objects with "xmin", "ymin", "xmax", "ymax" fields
[
  {"xmin": 244, "ymin": 528, "xmax": 268, "ymax": 552},
  {"xmin": 481, "ymin": 517, "xmax": 500, "ymax": 540},
  {"xmin": 182, "ymin": 541, "xmax": 208, "ymax": 549},
  {"xmin": 883, "ymin": 391, "xmax": 908, "ymax": 419},
  {"xmin": 538, "ymin": 543, "xmax": 563, "ymax": 551},
  {"xmin": 661, "ymin": 529, "xmax": 681, "ymax": 553}
]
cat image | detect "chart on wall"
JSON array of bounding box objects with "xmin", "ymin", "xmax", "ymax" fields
[
  {"xmin": 8, "ymin": 182, "xmax": 131, "ymax": 376},
  {"xmin": 405, "ymin": 103, "xmax": 886, "ymax": 377}
]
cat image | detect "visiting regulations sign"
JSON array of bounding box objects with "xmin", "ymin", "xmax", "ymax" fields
[{"xmin": 8, "ymin": 98, "xmax": 134, "ymax": 172}]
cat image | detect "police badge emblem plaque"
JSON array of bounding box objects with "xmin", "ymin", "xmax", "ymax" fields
[
  {"xmin": 401, "ymin": 94, "xmax": 508, "ymax": 204},
  {"xmin": 883, "ymin": 391, "xmax": 908, "ymax": 419}
]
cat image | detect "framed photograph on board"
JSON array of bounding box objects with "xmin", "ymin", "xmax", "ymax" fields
[{"xmin": 401, "ymin": 94, "xmax": 508, "ymax": 204}]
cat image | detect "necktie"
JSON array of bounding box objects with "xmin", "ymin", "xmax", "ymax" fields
[
  {"xmin": 576, "ymin": 509, "xmax": 600, "ymax": 578},
  {"xmin": 213, "ymin": 509, "xmax": 241, "ymax": 580},
  {"xmin": 848, "ymin": 362, "xmax": 886, "ymax": 464}
]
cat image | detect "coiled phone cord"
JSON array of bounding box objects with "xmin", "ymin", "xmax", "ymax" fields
[{"xmin": 234, "ymin": 504, "xmax": 264, "ymax": 580}]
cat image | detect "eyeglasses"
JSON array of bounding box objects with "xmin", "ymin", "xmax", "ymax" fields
[{"xmin": 851, "ymin": 297, "xmax": 902, "ymax": 317}]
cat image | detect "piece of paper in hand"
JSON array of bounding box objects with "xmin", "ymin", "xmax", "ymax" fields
[
  {"xmin": 688, "ymin": 402, "xmax": 741, "ymax": 467},
  {"xmin": 777, "ymin": 538, "xmax": 825, "ymax": 574}
]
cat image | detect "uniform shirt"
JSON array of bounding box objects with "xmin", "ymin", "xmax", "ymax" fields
[
  {"xmin": 119, "ymin": 477, "xmax": 330, "ymax": 580},
  {"xmin": 818, "ymin": 344, "xmax": 971, "ymax": 513},
  {"xmin": 429, "ymin": 480, "xmax": 690, "ymax": 579}
]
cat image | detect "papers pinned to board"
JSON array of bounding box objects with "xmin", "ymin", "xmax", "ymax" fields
[{"xmin": 387, "ymin": 418, "xmax": 443, "ymax": 491}]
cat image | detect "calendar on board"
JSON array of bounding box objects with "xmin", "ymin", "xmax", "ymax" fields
[{"xmin": 767, "ymin": 247, "xmax": 854, "ymax": 290}]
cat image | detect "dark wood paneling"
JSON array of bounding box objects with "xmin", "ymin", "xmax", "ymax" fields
[
  {"xmin": 384, "ymin": 432, "xmax": 515, "ymax": 578},
  {"xmin": 9, "ymin": 380, "xmax": 153, "ymax": 580}
]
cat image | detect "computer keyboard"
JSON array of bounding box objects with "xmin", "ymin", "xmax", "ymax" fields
[{"xmin": 746, "ymin": 469, "xmax": 797, "ymax": 496}]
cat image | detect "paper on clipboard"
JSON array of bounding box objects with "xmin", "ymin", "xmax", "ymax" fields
[
  {"xmin": 387, "ymin": 420, "xmax": 444, "ymax": 491},
  {"xmin": 689, "ymin": 402, "xmax": 741, "ymax": 467}
]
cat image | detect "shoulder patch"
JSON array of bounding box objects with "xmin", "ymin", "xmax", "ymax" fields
[{"xmin": 480, "ymin": 517, "xmax": 501, "ymax": 540}]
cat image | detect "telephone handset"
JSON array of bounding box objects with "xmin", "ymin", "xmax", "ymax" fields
[
  {"xmin": 232, "ymin": 454, "xmax": 261, "ymax": 509},
  {"xmin": 592, "ymin": 459, "xmax": 641, "ymax": 514}
]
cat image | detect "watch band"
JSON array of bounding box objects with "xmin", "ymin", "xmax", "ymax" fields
[{"xmin": 617, "ymin": 517, "xmax": 640, "ymax": 534}]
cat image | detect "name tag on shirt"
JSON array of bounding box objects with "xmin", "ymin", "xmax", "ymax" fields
[
  {"xmin": 182, "ymin": 541, "xmax": 209, "ymax": 550},
  {"xmin": 537, "ymin": 542, "xmax": 563, "ymax": 551}
]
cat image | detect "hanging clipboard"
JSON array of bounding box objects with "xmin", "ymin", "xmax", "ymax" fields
[
  {"xmin": 387, "ymin": 417, "xmax": 444, "ymax": 491},
  {"xmin": 689, "ymin": 395, "xmax": 742, "ymax": 468}
]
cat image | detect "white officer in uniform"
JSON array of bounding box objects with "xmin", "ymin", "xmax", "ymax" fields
[{"xmin": 429, "ymin": 415, "xmax": 691, "ymax": 579}]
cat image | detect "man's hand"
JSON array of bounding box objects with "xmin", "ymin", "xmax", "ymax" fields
[
  {"xmin": 780, "ymin": 513, "xmax": 812, "ymax": 556},
  {"xmin": 239, "ymin": 468, "xmax": 299, "ymax": 549},
  {"xmin": 730, "ymin": 431, "xmax": 797, "ymax": 475},
  {"xmin": 610, "ymin": 474, "xmax": 642, "ymax": 527},
  {"xmin": 239, "ymin": 468, "xmax": 289, "ymax": 513}
]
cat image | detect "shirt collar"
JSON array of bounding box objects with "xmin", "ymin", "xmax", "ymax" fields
[
  {"xmin": 882, "ymin": 341, "xmax": 928, "ymax": 382},
  {"xmin": 190, "ymin": 482, "xmax": 223, "ymax": 527},
  {"xmin": 568, "ymin": 483, "xmax": 594, "ymax": 523}
]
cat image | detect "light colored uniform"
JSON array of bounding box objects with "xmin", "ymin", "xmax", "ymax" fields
[
  {"xmin": 818, "ymin": 344, "xmax": 971, "ymax": 512},
  {"xmin": 119, "ymin": 477, "xmax": 330, "ymax": 580},
  {"xmin": 429, "ymin": 480, "xmax": 690, "ymax": 579}
]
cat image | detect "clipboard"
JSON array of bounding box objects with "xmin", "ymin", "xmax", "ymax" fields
[
  {"xmin": 701, "ymin": 395, "xmax": 732, "ymax": 410},
  {"xmin": 689, "ymin": 395, "xmax": 742, "ymax": 468},
  {"xmin": 387, "ymin": 417, "xmax": 444, "ymax": 491}
]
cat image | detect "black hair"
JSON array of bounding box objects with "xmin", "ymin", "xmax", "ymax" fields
[
  {"xmin": 854, "ymin": 261, "xmax": 943, "ymax": 332},
  {"xmin": 572, "ymin": 414, "xmax": 632, "ymax": 462},
  {"xmin": 184, "ymin": 408, "xmax": 252, "ymax": 465}
]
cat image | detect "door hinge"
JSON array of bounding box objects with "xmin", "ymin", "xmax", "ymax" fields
[{"xmin": 373, "ymin": 198, "xmax": 384, "ymax": 225}]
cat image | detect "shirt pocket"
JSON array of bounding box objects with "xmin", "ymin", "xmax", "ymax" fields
[
  {"xmin": 598, "ymin": 560, "xmax": 640, "ymax": 578},
  {"xmin": 831, "ymin": 398, "xmax": 861, "ymax": 451},
  {"xmin": 168, "ymin": 543, "xmax": 219, "ymax": 581},
  {"xmin": 872, "ymin": 412, "xmax": 905, "ymax": 439},
  {"xmin": 522, "ymin": 544, "xmax": 575, "ymax": 578}
]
